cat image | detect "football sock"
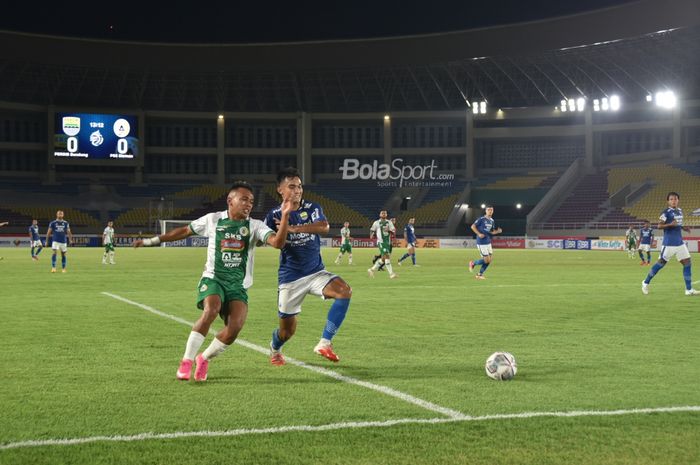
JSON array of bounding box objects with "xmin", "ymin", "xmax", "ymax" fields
[
  {"xmin": 322, "ymin": 298, "xmax": 350, "ymax": 340},
  {"xmin": 480, "ymin": 262, "xmax": 490, "ymax": 274},
  {"xmin": 348, "ymin": 255, "xmax": 353, "ymax": 264},
  {"xmin": 35, "ymin": 246, "xmax": 42, "ymax": 256},
  {"xmin": 384, "ymin": 259, "xmax": 394, "ymax": 275},
  {"xmin": 371, "ymin": 260, "xmax": 382, "ymax": 271},
  {"xmin": 683, "ymin": 263, "xmax": 692, "ymax": 290},
  {"xmin": 644, "ymin": 262, "xmax": 665, "ymax": 284},
  {"xmin": 51, "ymin": 254, "xmax": 57, "ymax": 267},
  {"xmin": 399, "ymin": 253, "xmax": 410, "ymax": 262},
  {"xmin": 109, "ymin": 251, "xmax": 115, "ymax": 262},
  {"xmin": 638, "ymin": 251, "xmax": 644, "ymax": 261},
  {"xmin": 411, "ymin": 253, "xmax": 416, "ymax": 265},
  {"xmin": 61, "ymin": 255, "xmax": 66, "ymax": 269},
  {"xmin": 183, "ymin": 331, "xmax": 205, "ymax": 360},
  {"xmin": 372, "ymin": 255, "xmax": 381, "ymax": 264},
  {"xmin": 474, "ymin": 258, "xmax": 485, "ymax": 266},
  {"xmin": 336, "ymin": 253, "xmax": 342, "ymax": 262},
  {"xmin": 103, "ymin": 252, "xmax": 108, "ymax": 262},
  {"xmin": 646, "ymin": 252, "xmax": 651, "ymax": 262},
  {"xmin": 271, "ymin": 328, "xmax": 286, "ymax": 351},
  {"xmin": 202, "ymin": 337, "xmax": 229, "ymax": 361},
  {"xmin": 31, "ymin": 246, "xmax": 35, "ymax": 257}
]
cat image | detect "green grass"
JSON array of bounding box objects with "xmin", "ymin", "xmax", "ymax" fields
[{"xmin": 1, "ymin": 246, "xmax": 698, "ymax": 464}]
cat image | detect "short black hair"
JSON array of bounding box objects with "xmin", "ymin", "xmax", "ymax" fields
[
  {"xmin": 229, "ymin": 181, "xmax": 253, "ymax": 194},
  {"xmin": 277, "ymin": 167, "xmax": 301, "ymax": 185},
  {"xmin": 484, "ymin": 204, "xmax": 493, "ymax": 209},
  {"xmin": 667, "ymin": 191, "xmax": 680, "ymax": 200}
]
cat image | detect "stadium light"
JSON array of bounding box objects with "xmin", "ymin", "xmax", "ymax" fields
[
  {"xmin": 472, "ymin": 105, "xmax": 479, "ymax": 115},
  {"xmin": 384, "ymin": 114, "xmax": 391, "ymax": 121},
  {"xmin": 610, "ymin": 95, "xmax": 621, "ymax": 111},
  {"xmin": 568, "ymin": 99, "xmax": 576, "ymax": 112},
  {"xmin": 516, "ymin": 203, "xmax": 522, "ymax": 209},
  {"xmin": 560, "ymin": 100, "xmax": 567, "ymax": 112},
  {"xmin": 654, "ymin": 90, "xmax": 677, "ymax": 109},
  {"xmin": 601, "ymin": 98, "xmax": 609, "ymax": 111},
  {"xmin": 218, "ymin": 114, "xmax": 224, "ymax": 120},
  {"xmin": 646, "ymin": 94, "xmax": 653, "ymax": 102},
  {"xmin": 479, "ymin": 101, "xmax": 487, "ymax": 114},
  {"xmin": 593, "ymin": 99, "xmax": 600, "ymax": 112},
  {"xmin": 576, "ymin": 98, "xmax": 585, "ymax": 112},
  {"xmin": 480, "ymin": 204, "xmax": 486, "ymax": 209}
]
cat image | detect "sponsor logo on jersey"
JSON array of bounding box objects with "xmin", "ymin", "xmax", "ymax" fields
[
  {"xmin": 299, "ymin": 211, "xmax": 309, "ymax": 221},
  {"xmin": 221, "ymin": 239, "xmax": 244, "ymax": 251}
]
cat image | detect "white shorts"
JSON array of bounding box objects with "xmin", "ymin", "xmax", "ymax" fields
[
  {"xmin": 660, "ymin": 244, "xmax": 690, "ymax": 262},
  {"xmin": 407, "ymin": 242, "xmax": 416, "ymax": 249},
  {"xmin": 477, "ymin": 243, "xmax": 493, "ymax": 256},
  {"xmin": 278, "ymin": 270, "xmax": 338, "ymax": 316},
  {"xmin": 51, "ymin": 241, "xmax": 68, "ymax": 253},
  {"xmin": 638, "ymin": 244, "xmax": 651, "ymax": 253},
  {"xmin": 31, "ymin": 240, "xmax": 43, "ymax": 248}
]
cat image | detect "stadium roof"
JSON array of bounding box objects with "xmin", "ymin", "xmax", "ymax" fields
[{"xmin": 0, "ymin": 0, "xmax": 698, "ymax": 112}]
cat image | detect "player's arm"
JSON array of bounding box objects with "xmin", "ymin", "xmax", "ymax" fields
[
  {"xmin": 492, "ymin": 226, "xmax": 503, "ymax": 235},
  {"xmin": 288, "ymin": 220, "xmax": 329, "ymax": 235},
  {"xmin": 67, "ymin": 227, "xmax": 73, "ymax": 245},
  {"xmin": 45, "ymin": 226, "xmax": 52, "ymax": 245},
  {"xmin": 0, "ymin": 221, "xmax": 8, "ymax": 227},
  {"xmin": 133, "ymin": 226, "xmax": 192, "ymax": 248},
  {"xmin": 470, "ymin": 223, "xmax": 484, "ymax": 238},
  {"xmin": 266, "ymin": 197, "xmax": 293, "ymax": 249}
]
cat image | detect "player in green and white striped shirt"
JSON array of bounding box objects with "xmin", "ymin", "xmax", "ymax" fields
[
  {"xmin": 102, "ymin": 221, "xmax": 115, "ymax": 265},
  {"xmin": 135, "ymin": 181, "xmax": 293, "ymax": 382},
  {"xmin": 334, "ymin": 221, "xmax": 353, "ymax": 265}
]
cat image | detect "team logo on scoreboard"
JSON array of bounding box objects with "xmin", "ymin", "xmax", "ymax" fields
[
  {"xmin": 62, "ymin": 117, "xmax": 81, "ymax": 136},
  {"xmin": 90, "ymin": 130, "xmax": 104, "ymax": 147},
  {"xmin": 113, "ymin": 118, "xmax": 131, "ymax": 138}
]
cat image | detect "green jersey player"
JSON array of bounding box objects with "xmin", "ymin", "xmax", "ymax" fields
[
  {"xmin": 134, "ymin": 181, "xmax": 293, "ymax": 382},
  {"xmin": 102, "ymin": 221, "xmax": 115, "ymax": 265},
  {"xmin": 368, "ymin": 210, "xmax": 397, "ymax": 279},
  {"xmin": 334, "ymin": 221, "xmax": 353, "ymax": 265}
]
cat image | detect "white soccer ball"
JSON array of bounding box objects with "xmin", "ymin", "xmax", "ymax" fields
[{"xmin": 485, "ymin": 351, "xmax": 517, "ymax": 381}]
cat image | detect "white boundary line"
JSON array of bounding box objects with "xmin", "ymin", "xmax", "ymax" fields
[
  {"xmin": 2, "ymin": 406, "xmax": 699, "ymax": 450},
  {"xmin": 100, "ymin": 292, "xmax": 466, "ymax": 420}
]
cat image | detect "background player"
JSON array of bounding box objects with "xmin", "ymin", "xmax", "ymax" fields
[
  {"xmin": 135, "ymin": 181, "xmax": 292, "ymax": 381},
  {"xmin": 266, "ymin": 167, "xmax": 352, "ymax": 365},
  {"xmin": 469, "ymin": 205, "xmax": 502, "ymax": 280},
  {"xmin": 102, "ymin": 221, "xmax": 116, "ymax": 265},
  {"xmin": 398, "ymin": 217, "xmax": 418, "ymax": 266},
  {"xmin": 334, "ymin": 221, "xmax": 353, "ymax": 265},
  {"xmin": 625, "ymin": 225, "xmax": 638, "ymax": 258},
  {"xmin": 28, "ymin": 219, "xmax": 43, "ymax": 261},
  {"xmin": 46, "ymin": 210, "xmax": 73, "ymax": 273},
  {"xmin": 368, "ymin": 210, "xmax": 397, "ymax": 279},
  {"xmin": 638, "ymin": 220, "xmax": 654, "ymax": 265},
  {"xmin": 642, "ymin": 192, "xmax": 698, "ymax": 296}
]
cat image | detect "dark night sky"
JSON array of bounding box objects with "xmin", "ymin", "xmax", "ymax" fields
[{"xmin": 0, "ymin": 0, "xmax": 634, "ymax": 43}]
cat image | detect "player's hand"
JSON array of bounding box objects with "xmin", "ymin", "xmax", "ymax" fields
[
  {"xmin": 478, "ymin": 233, "xmax": 485, "ymax": 238},
  {"xmin": 280, "ymin": 194, "xmax": 294, "ymax": 216},
  {"xmin": 133, "ymin": 239, "xmax": 145, "ymax": 248}
]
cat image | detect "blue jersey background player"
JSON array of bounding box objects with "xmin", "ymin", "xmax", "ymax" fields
[
  {"xmin": 28, "ymin": 219, "xmax": 43, "ymax": 261},
  {"xmin": 642, "ymin": 192, "xmax": 698, "ymax": 296},
  {"xmin": 46, "ymin": 210, "xmax": 73, "ymax": 273},
  {"xmin": 398, "ymin": 217, "xmax": 418, "ymax": 266},
  {"xmin": 265, "ymin": 167, "xmax": 353, "ymax": 365},
  {"xmin": 469, "ymin": 205, "xmax": 502, "ymax": 279},
  {"xmin": 638, "ymin": 221, "xmax": 654, "ymax": 265}
]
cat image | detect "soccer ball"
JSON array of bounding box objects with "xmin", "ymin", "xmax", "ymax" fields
[{"xmin": 485, "ymin": 352, "xmax": 517, "ymax": 381}]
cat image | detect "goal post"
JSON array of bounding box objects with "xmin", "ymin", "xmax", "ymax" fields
[{"xmin": 159, "ymin": 219, "xmax": 193, "ymax": 236}]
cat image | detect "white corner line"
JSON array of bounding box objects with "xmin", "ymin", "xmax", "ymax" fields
[
  {"xmin": 3, "ymin": 406, "xmax": 699, "ymax": 451},
  {"xmin": 100, "ymin": 292, "xmax": 466, "ymax": 420}
]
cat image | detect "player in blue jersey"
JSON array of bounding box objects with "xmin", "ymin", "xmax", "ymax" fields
[
  {"xmin": 469, "ymin": 205, "xmax": 502, "ymax": 280},
  {"xmin": 398, "ymin": 217, "xmax": 419, "ymax": 266},
  {"xmin": 28, "ymin": 219, "xmax": 44, "ymax": 261},
  {"xmin": 642, "ymin": 192, "xmax": 698, "ymax": 296},
  {"xmin": 46, "ymin": 210, "xmax": 73, "ymax": 273},
  {"xmin": 637, "ymin": 220, "xmax": 654, "ymax": 265},
  {"xmin": 265, "ymin": 167, "xmax": 352, "ymax": 365}
]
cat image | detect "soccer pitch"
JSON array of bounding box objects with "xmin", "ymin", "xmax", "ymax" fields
[{"xmin": 1, "ymin": 247, "xmax": 699, "ymax": 465}]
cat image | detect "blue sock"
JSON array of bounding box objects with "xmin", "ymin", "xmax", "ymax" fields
[
  {"xmin": 638, "ymin": 251, "xmax": 644, "ymax": 261},
  {"xmin": 61, "ymin": 255, "xmax": 67, "ymax": 269},
  {"xmin": 399, "ymin": 253, "xmax": 410, "ymax": 262},
  {"xmin": 646, "ymin": 252, "xmax": 651, "ymax": 262},
  {"xmin": 52, "ymin": 254, "xmax": 57, "ymax": 267},
  {"xmin": 36, "ymin": 246, "xmax": 42, "ymax": 256},
  {"xmin": 479, "ymin": 262, "xmax": 490, "ymax": 274},
  {"xmin": 322, "ymin": 298, "xmax": 350, "ymax": 340},
  {"xmin": 271, "ymin": 328, "xmax": 285, "ymax": 351},
  {"xmin": 31, "ymin": 246, "xmax": 35, "ymax": 257},
  {"xmin": 644, "ymin": 262, "xmax": 665, "ymax": 284},
  {"xmin": 473, "ymin": 258, "xmax": 485, "ymax": 266},
  {"xmin": 683, "ymin": 263, "xmax": 692, "ymax": 290},
  {"xmin": 411, "ymin": 253, "xmax": 416, "ymax": 265}
]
